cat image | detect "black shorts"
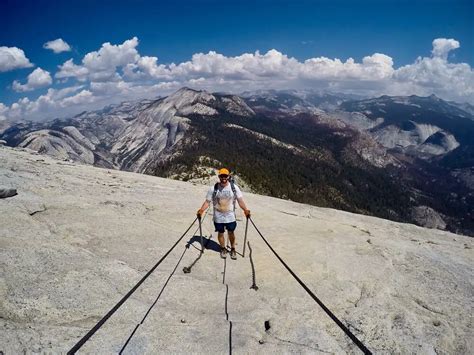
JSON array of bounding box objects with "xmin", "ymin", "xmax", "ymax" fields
[{"xmin": 214, "ymin": 221, "xmax": 237, "ymax": 233}]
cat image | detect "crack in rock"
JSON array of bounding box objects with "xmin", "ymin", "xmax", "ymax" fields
[
  {"xmin": 270, "ymin": 335, "xmax": 332, "ymax": 353},
  {"xmin": 28, "ymin": 205, "xmax": 47, "ymax": 216},
  {"xmin": 278, "ymin": 210, "xmax": 299, "ymax": 217},
  {"xmin": 414, "ymin": 298, "xmax": 446, "ymax": 315}
]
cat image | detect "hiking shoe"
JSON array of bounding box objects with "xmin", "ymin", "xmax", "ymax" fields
[
  {"xmin": 220, "ymin": 248, "xmax": 227, "ymax": 259},
  {"xmin": 230, "ymin": 248, "xmax": 237, "ymax": 260}
]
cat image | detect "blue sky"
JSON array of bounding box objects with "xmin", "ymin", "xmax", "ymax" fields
[{"xmin": 0, "ymin": 0, "xmax": 473, "ymax": 121}]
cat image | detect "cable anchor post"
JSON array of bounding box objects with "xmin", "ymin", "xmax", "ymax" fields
[
  {"xmin": 242, "ymin": 215, "xmax": 249, "ymax": 257},
  {"xmin": 197, "ymin": 214, "xmax": 204, "ymax": 254}
]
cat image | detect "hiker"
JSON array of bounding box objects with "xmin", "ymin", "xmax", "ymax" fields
[{"xmin": 197, "ymin": 168, "xmax": 250, "ymax": 259}]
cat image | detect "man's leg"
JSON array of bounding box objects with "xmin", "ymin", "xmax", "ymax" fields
[
  {"xmin": 215, "ymin": 223, "xmax": 227, "ymax": 258},
  {"xmin": 227, "ymin": 222, "xmax": 237, "ymax": 249},
  {"xmin": 218, "ymin": 232, "xmax": 226, "ymax": 249},
  {"xmin": 228, "ymin": 231, "xmax": 236, "ymax": 249},
  {"xmin": 228, "ymin": 231, "xmax": 237, "ymax": 259},
  {"xmin": 227, "ymin": 221, "xmax": 238, "ymax": 259}
]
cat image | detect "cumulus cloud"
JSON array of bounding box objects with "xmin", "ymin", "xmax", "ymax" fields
[
  {"xmin": 0, "ymin": 102, "xmax": 7, "ymax": 120},
  {"xmin": 54, "ymin": 37, "xmax": 398, "ymax": 91},
  {"xmin": 83, "ymin": 37, "xmax": 139, "ymax": 70},
  {"xmin": 56, "ymin": 59, "xmax": 89, "ymax": 81},
  {"xmin": 12, "ymin": 67, "xmax": 53, "ymax": 92},
  {"xmin": 56, "ymin": 37, "xmax": 139, "ymax": 82},
  {"xmin": 299, "ymin": 53, "xmax": 394, "ymax": 82},
  {"xmin": 431, "ymin": 38, "xmax": 460, "ymax": 60},
  {"xmin": 43, "ymin": 38, "xmax": 71, "ymax": 53},
  {"xmin": 135, "ymin": 56, "xmax": 171, "ymax": 79},
  {"xmin": 3, "ymin": 36, "xmax": 473, "ymax": 122},
  {"xmin": 60, "ymin": 89, "xmax": 95, "ymax": 106},
  {"xmin": 392, "ymin": 39, "xmax": 473, "ymax": 102},
  {"xmin": 170, "ymin": 50, "xmax": 299, "ymax": 81},
  {"xmin": 0, "ymin": 46, "xmax": 33, "ymax": 72},
  {"xmin": 3, "ymin": 86, "xmax": 93, "ymax": 121}
]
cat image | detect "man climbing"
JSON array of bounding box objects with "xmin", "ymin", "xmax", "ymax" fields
[{"xmin": 197, "ymin": 168, "xmax": 251, "ymax": 259}]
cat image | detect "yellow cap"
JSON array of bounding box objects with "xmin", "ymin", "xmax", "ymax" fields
[{"xmin": 218, "ymin": 168, "xmax": 230, "ymax": 176}]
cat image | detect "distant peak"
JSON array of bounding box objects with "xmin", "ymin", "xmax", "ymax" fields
[{"xmin": 174, "ymin": 87, "xmax": 204, "ymax": 94}]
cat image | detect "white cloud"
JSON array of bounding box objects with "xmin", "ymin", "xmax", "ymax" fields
[
  {"xmin": 60, "ymin": 90, "xmax": 95, "ymax": 107},
  {"xmin": 56, "ymin": 37, "xmax": 139, "ymax": 82},
  {"xmin": 136, "ymin": 56, "xmax": 171, "ymax": 79},
  {"xmin": 0, "ymin": 46, "xmax": 33, "ymax": 72},
  {"xmin": 43, "ymin": 38, "xmax": 71, "ymax": 53},
  {"xmin": 392, "ymin": 39, "xmax": 473, "ymax": 102},
  {"xmin": 53, "ymin": 38, "xmax": 332, "ymax": 88},
  {"xmin": 56, "ymin": 59, "xmax": 89, "ymax": 81},
  {"xmin": 83, "ymin": 37, "xmax": 139, "ymax": 70},
  {"xmin": 2, "ymin": 86, "xmax": 93, "ymax": 121},
  {"xmin": 12, "ymin": 67, "xmax": 53, "ymax": 92},
  {"xmin": 3, "ymin": 36, "xmax": 473, "ymax": 122},
  {"xmin": 169, "ymin": 49, "xmax": 300, "ymax": 81},
  {"xmin": 89, "ymin": 80, "xmax": 131, "ymax": 95},
  {"xmin": 0, "ymin": 102, "xmax": 8, "ymax": 120},
  {"xmin": 300, "ymin": 53, "xmax": 394, "ymax": 81},
  {"xmin": 431, "ymin": 38, "xmax": 460, "ymax": 60}
]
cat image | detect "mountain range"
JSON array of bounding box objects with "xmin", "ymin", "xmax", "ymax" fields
[{"xmin": 1, "ymin": 87, "xmax": 473, "ymax": 235}]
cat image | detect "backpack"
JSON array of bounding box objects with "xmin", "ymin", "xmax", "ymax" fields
[{"xmin": 213, "ymin": 176, "xmax": 237, "ymax": 211}]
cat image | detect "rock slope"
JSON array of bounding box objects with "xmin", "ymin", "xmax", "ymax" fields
[{"xmin": 0, "ymin": 146, "xmax": 473, "ymax": 354}]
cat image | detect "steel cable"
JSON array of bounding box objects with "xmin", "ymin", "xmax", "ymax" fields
[
  {"xmin": 67, "ymin": 217, "xmax": 199, "ymax": 354},
  {"xmin": 249, "ymin": 217, "xmax": 372, "ymax": 355}
]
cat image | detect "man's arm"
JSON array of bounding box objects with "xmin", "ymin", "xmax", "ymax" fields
[
  {"xmin": 237, "ymin": 197, "xmax": 251, "ymax": 217},
  {"xmin": 200, "ymin": 200, "xmax": 210, "ymax": 212},
  {"xmin": 197, "ymin": 200, "xmax": 211, "ymax": 217},
  {"xmin": 198, "ymin": 187, "xmax": 214, "ymax": 217}
]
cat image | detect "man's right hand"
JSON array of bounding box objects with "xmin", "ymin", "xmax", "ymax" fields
[{"xmin": 197, "ymin": 209, "xmax": 204, "ymax": 218}]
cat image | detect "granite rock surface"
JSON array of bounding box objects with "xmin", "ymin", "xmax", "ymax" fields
[{"xmin": 0, "ymin": 146, "xmax": 472, "ymax": 354}]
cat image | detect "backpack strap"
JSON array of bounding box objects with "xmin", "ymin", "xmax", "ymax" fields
[
  {"xmin": 212, "ymin": 182, "xmax": 219, "ymax": 203},
  {"xmin": 229, "ymin": 178, "xmax": 237, "ymax": 212},
  {"xmin": 229, "ymin": 177, "xmax": 237, "ymax": 198}
]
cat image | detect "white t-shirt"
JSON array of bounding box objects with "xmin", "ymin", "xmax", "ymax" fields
[{"xmin": 206, "ymin": 182, "xmax": 243, "ymax": 223}]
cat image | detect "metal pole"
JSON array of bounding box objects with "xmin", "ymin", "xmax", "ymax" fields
[
  {"xmin": 198, "ymin": 215, "xmax": 204, "ymax": 254},
  {"xmin": 242, "ymin": 216, "xmax": 249, "ymax": 257}
]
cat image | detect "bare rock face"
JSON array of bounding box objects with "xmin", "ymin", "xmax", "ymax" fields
[
  {"xmin": 374, "ymin": 122, "xmax": 460, "ymax": 158},
  {"xmin": 109, "ymin": 88, "xmax": 255, "ymax": 173},
  {"xmin": 411, "ymin": 206, "xmax": 447, "ymax": 230},
  {"xmin": 333, "ymin": 110, "xmax": 384, "ymax": 131},
  {"xmin": 18, "ymin": 128, "xmax": 96, "ymax": 165},
  {"xmin": 344, "ymin": 131, "xmax": 400, "ymax": 168},
  {"xmin": 110, "ymin": 95, "xmax": 192, "ymax": 172},
  {"xmin": 0, "ymin": 88, "xmax": 256, "ymax": 175},
  {"xmin": 219, "ymin": 95, "xmax": 255, "ymax": 117},
  {"xmin": 1, "ymin": 146, "xmax": 473, "ymax": 354}
]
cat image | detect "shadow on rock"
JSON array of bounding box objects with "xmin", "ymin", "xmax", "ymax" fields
[{"xmin": 186, "ymin": 235, "xmax": 221, "ymax": 252}]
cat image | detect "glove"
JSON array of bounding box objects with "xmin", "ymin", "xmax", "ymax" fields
[
  {"xmin": 244, "ymin": 209, "xmax": 251, "ymax": 218},
  {"xmin": 197, "ymin": 209, "xmax": 204, "ymax": 218}
]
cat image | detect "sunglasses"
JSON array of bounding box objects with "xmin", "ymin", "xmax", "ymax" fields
[{"xmin": 219, "ymin": 175, "xmax": 229, "ymax": 179}]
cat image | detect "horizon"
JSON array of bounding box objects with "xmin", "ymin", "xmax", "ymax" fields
[
  {"xmin": 55, "ymin": 87, "xmax": 467, "ymax": 118},
  {"xmin": 1, "ymin": 0, "xmax": 473, "ymax": 122}
]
